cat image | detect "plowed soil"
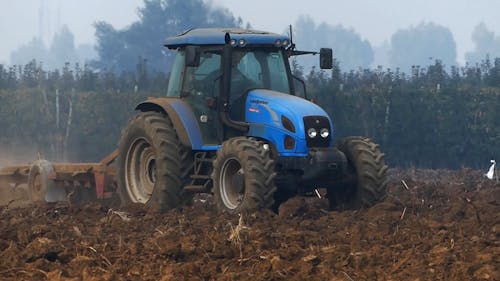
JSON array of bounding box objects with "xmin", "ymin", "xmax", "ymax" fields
[{"xmin": 0, "ymin": 169, "xmax": 498, "ymax": 280}]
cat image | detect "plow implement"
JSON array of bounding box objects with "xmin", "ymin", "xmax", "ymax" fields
[{"xmin": 0, "ymin": 150, "xmax": 118, "ymax": 203}]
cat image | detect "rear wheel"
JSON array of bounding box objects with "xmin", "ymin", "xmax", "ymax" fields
[
  {"xmin": 117, "ymin": 111, "xmax": 192, "ymax": 210},
  {"xmin": 212, "ymin": 137, "xmax": 276, "ymax": 213},
  {"xmin": 329, "ymin": 137, "xmax": 388, "ymax": 209}
]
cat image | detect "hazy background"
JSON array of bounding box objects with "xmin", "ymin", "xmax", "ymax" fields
[
  {"xmin": 1, "ymin": 0, "xmax": 500, "ymax": 70},
  {"xmin": 1, "ymin": 0, "xmax": 498, "ymax": 167}
]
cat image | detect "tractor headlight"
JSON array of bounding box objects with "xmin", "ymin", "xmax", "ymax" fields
[
  {"xmin": 238, "ymin": 39, "xmax": 246, "ymax": 47},
  {"xmin": 320, "ymin": 128, "xmax": 329, "ymax": 138},
  {"xmin": 307, "ymin": 128, "xmax": 317, "ymax": 138},
  {"xmin": 230, "ymin": 39, "xmax": 237, "ymax": 46},
  {"xmin": 303, "ymin": 116, "xmax": 331, "ymax": 148},
  {"xmin": 275, "ymin": 39, "xmax": 282, "ymax": 47},
  {"xmin": 282, "ymin": 39, "xmax": 289, "ymax": 47}
]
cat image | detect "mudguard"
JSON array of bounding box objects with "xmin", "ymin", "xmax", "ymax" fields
[{"xmin": 135, "ymin": 97, "xmax": 204, "ymax": 150}]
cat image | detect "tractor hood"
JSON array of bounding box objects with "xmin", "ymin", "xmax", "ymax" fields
[{"xmin": 244, "ymin": 89, "xmax": 334, "ymax": 143}]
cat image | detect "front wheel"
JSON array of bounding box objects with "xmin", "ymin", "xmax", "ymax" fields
[
  {"xmin": 211, "ymin": 138, "xmax": 276, "ymax": 213},
  {"xmin": 329, "ymin": 137, "xmax": 388, "ymax": 209}
]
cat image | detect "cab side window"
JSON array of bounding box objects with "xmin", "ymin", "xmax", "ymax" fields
[
  {"xmin": 166, "ymin": 51, "xmax": 185, "ymax": 97},
  {"xmin": 182, "ymin": 51, "xmax": 221, "ymax": 97},
  {"xmin": 267, "ymin": 52, "xmax": 289, "ymax": 93}
]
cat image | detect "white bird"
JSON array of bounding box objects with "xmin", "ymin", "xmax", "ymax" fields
[{"xmin": 485, "ymin": 160, "xmax": 496, "ymax": 180}]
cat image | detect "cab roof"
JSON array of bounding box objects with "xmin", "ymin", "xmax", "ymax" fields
[{"xmin": 164, "ymin": 28, "xmax": 290, "ymax": 48}]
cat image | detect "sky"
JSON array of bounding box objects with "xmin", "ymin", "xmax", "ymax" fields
[{"xmin": 1, "ymin": 0, "xmax": 500, "ymax": 65}]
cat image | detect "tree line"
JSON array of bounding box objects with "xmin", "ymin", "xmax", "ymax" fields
[
  {"xmin": 0, "ymin": 58, "xmax": 498, "ymax": 169},
  {"xmin": 12, "ymin": 0, "xmax": 500, "ymax": 74}
]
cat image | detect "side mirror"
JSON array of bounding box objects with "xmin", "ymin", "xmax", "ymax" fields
[
  {"xmin": 319, "ymin": 48, "xmax": 333, "ymax": 69},
  {"xmin": 185, "ymin": 45, "xmax": 201, "ymax": 67}
]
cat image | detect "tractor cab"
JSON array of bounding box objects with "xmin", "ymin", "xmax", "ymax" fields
[{"xmin": 163, "ymin": 28, "xmax": 332, "ymax": 146}]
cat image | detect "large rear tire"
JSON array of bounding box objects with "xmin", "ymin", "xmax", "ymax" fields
[
  {"xmin": 117, "ymin": 111, "xmax": 192, "ymax": 210},
  {"xmin": 329, "ymin": 137, "xmax": 388, "ymax": 209},
  {"xmin": 212, "ymin": 137, "xmax": 276, "ymax": 213}
]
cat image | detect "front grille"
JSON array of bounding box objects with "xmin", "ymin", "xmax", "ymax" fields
[{"xmin": 303, "ymin": 116, "xmax": 331, "ymax": 147}]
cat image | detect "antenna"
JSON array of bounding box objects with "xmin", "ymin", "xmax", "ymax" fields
[{"xmin": 288, "ymin": 25, "xmax": 296, "ymax": 51}]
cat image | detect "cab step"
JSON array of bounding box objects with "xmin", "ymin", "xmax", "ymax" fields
[
  {"xmin": 183, "ymin": 185, "xmax": 209, "ymax": 193},
  {"xmin": 190, "ymin": 174, "xmax": 211, "ymax": 180}
]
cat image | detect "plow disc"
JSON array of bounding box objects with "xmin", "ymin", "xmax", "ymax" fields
[{"xmin": 27, "ymin": 160, "xmax": 66, "ymax": 202}]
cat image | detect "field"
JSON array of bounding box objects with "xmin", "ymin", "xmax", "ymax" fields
[{"xmin": 0, "ymin": 169, "xmax": 498, "ymax": 280}]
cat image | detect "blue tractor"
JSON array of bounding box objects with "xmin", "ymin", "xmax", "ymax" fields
[{"xmin": 116, "ymin": 28, "xmax": 388, "ymax": 212}]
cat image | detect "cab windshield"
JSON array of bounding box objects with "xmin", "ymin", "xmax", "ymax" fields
[
  {"xmin": 166, "ymin": 47, "xmax": 291, "ymax": 98},
  {"xmin": 232, "ymin": 48, "xmax": 290, "ymax": 94}
]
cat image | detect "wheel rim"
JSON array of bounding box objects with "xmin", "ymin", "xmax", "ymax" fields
[
  {"xmin": 219, "ymin": 157, "xmax": 245, "ymax": 210},
  {"xmin": 125, "ymin": 137, "xmax": 156, "ymax": 203}
]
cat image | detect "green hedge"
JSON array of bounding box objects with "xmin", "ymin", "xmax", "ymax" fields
[{"xmin": 0, "ymin": 60, "xmax": 499, "ymax": 168}]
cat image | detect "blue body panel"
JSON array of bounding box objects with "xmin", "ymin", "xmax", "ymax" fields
[
  {"xmin": 201, "ymin": 145, "xmax": 221, "ymax": 151},
  {"xmin": 244, "ymin": 90, "xmax": 334, "ymax": 156},
  {"xmin": 164, "ymin": 28, "xmax": 289, "ymax": 48},
  {"xmin": 139, "ymin": 92, "xmax": 333, "ymax": 156}
]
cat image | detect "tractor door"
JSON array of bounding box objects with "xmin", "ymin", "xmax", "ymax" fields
[{"xmin": 181, "ymin": 49, "xmax": 222, "ymax": 145}]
